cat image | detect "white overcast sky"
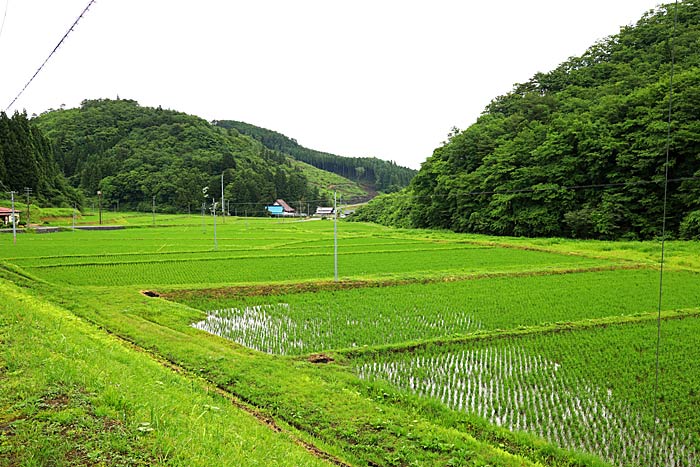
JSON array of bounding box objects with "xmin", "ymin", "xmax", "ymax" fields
[{"xmin": 0, "ymin": 0, "xmax": 662, "ymax": 169}]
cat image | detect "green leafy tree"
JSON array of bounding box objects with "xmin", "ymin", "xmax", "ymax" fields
[
  {"xmin": 0, "ymin": 111, "xmax": 79, "ymax": 207},
  {"xmin": 34, "ymin": 99, "xmax": 323, "ymax": 213},
  {"xmin": 354, "ymin": 1, "xmax": 700, "ymax": 240}
]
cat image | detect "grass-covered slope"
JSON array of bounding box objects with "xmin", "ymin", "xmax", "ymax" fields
[
  {"xmin": 214, "ymin": 119, "xmax": 416, "ymax": 195},
  {"xmin": 354, "ymin": 1, "xmax": 700, "ymax": 240},
  {"xmin": 288, "ymin": 158, "xmax": 369, "ymax": 202},
  {"xmin": 0, "ymin": 278, "xmax": 335, "ymax": 467}
]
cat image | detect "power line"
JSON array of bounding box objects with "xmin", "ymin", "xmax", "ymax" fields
[
  {"xmin": 4, "ymin": 0, "xmax": 97, "ymax": 112},
  {"xmin": 0, "ymin": 0, "xmax": 9, "ymax": 44},
  {"xmin": 122, "ymin": 175, "xmax": 699, "ymax": 213},
  {"xmin": 355, "ymin": 176, "xmax": 700, "ymax": 202},
  {"xmin": 450, "ymin": 177, "xmax": 698, "ymax": 198},
  {"xmin": 652, "ymin": 1, "xmax": 678, "ymax": 465}
]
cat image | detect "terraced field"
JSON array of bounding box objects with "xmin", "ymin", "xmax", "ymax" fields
[
  {"xmin": 354, "ymin": 316, "xmax": 700, "ymax": 467},
  {"xmin": 8, "ymin": 221, "xmax": 611, "ymax": 287},
  {"xmin": 184, "ymin": 269, "xmax": 700, "ymax": 355},
  {"xmin": 2, "ymin": 214, "xmax": 698, "ymax": 466}
]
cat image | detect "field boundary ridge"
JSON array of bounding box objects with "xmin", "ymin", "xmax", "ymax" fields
[
  {"xmin": 334, "ymin": 308, "xmax": 700, "ymax": 359},
  {"xmin": 162, "ymin": 263, "xmax": 652, "ymax": 301}
]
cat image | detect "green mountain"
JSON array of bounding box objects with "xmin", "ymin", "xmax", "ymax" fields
[
  {"xmin": 354, "ymin": 1, "xmax": 700, "ymax": 240},
  {"xmin": 0, "ymin": 111, "xmax": 81, "ymax": 209},
  {"xmin": 33, "ymin": 99, "xmax": 364, "ymax": 214},
  {"xmin": 213, "ymin": 120, "xmax": 416, "ymax": 195}
]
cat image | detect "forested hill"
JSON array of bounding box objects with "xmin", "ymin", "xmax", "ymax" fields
[
  {"xmin": 0, "ymin": 111, "xmax": 81, "ymax": 208},
  {"xmin": 353, "ymin": 1, "xmax": 700, "ymax": 240},
  {"xmin": 33, "ymin": 99, "xmax": 364, "ymax": 214},
  {"xmin": 213, "ymin": 120, "xmax": 416, "ymax": 193}
]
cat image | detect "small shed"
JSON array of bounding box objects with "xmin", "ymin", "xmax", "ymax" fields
[
  {"xmin": 314, "ymin": 207, "xmax": 335, "ymax": 217},
  {"xmin": 0, "ymin": 207, "xmax": 21, "ymax": 225}
]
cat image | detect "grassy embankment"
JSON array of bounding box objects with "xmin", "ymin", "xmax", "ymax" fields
[
  {"xmin": 0, "ymin": 277, "xmax": 336, "ymax": 466},
  {"xmin": 2, "ymin": 214, "xmax": 698, "ymax": 466}
]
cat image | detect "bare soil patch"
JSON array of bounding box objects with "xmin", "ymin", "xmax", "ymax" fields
[{"xmin": 307, "ymin": 353, "xmax": 334, "ymax": 364}]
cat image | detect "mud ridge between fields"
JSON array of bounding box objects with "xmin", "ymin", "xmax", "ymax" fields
[
  {"xmin": 160, "ymin": 263, "xmax": 651, "ymax": 301},
  {"xmin": 335, "ymin": 308, "xmax": 700, "ymax": 358}
]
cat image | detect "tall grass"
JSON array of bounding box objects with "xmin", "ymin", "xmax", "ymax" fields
[{"xmin": 0, "ymin": 279, "xmax": 333, "ymax": 466}]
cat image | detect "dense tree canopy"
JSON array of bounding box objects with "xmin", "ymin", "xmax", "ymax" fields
[
  {"xmin": 214, "ymin": 120, "xmax": 416, "ymax": 194},
  {"xmin": 353, "ymin": 1, "xmax": 700, "ymax": 240},
  {"xmin": 33, "ymin": 99, "xmax": 333, "ymax": 214},
  {"xmin": 0, "ymin": 111, "xmax": 81, "ymax": 208}
]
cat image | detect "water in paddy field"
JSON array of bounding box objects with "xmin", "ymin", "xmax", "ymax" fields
[
  {"xmin": 191, "ymin": 302, "xmax": 483, "ymax": 355},
  {"xmin": 192, "ymin": 304, "xmax": 326, "ymax": 355},
  {"xmin": 356, "ymin": 345, "xmax": 698, "ymax": 467}
]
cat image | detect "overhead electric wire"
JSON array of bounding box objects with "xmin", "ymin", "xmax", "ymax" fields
[
  {"xmin": 0, "ymin": 0, "xmax": 9, "ymax": 44},
  {"xmin": 206, "ymin": 174, "xmax": 700, "ymax": 216},
  {"xmin": 4, "ymin": 0, "xmax": 96, "ymax": 112},
  {"xmin": 350, "ymin": 176, "xmax": 699, "ymax": 202},
  {"xmin": 652, "ymin": 1, "xmax": 678, "ymax": 465}
]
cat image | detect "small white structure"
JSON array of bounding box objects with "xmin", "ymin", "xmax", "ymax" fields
[{"xmin": 314, "ymin": 207, "xmax": 335, "ymax": 217}]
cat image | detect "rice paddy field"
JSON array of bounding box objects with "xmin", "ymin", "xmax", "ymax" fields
[{"xmin": 1, "ymin": 213, "xmax": 698, "ymax": 467}]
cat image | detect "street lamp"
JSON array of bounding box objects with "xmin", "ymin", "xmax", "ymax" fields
[
  {"xmin": 202, "ymin": 186, "xmax": 209, "ymax": 233},
  {"xmin": 327, "ymin": 183, "xmax": 354, "ymax": 282},
  {"xmin": 327, "ymin": 185, "xmax": 339, "ymax": 282},
  {"xmin": 334, "ymin": 190, "xmax": 338, "ymax": 282},
  {"xmin": 97, "ymin": 190, "xmax": 102, "ymax": 225}
]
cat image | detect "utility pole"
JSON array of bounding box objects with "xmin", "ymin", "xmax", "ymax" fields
[
  {"xmin": 97, "ymin": 191, "xmax": 102, "ymax": 225},
  {"xmin": 24, "ymin": 187, "xmax": 32, "ymax": 226},
  {"xmin": 9, "ymin": 191, "xmax": 17, "ymax": 244},
  {"xmin": 152, "ymin": 195, "xmax": 156, "ymax": 226},
  {"xmin": 72, "ymin": 203, "xmax": 77, "ymax": 230},
  {"xmin": 201, "ymin": 202, "xmax": 206, "ymax": 233},
  {"xmin": 212, "ymin": 198, "xmax": 218, "ymax": 251},
  {"xmin": 334, "ymin": 190, "xmax": 338, "ymax": 282},
  {"xmin": 221, "ymin": 172, "xmax": 225, "ymax": 223},
  {"xmin": 202, "ymin": 186, "xmax": 209, "ymax": 233}
]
